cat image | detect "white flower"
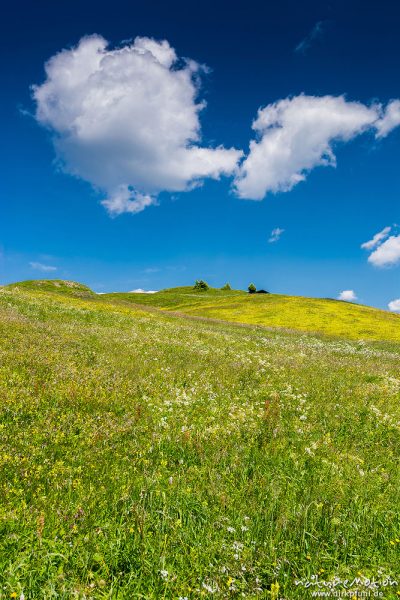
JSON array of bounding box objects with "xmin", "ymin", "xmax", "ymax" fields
[
  {"xmin": 160, "ymin": 569, "xmax": 169, "ymax": 579},
  {"xmin": 202, "ymin": 582, "xmax": 217, "ymax": 593},
  {"xmin": 227, "ymin": 526, "xmax": 236, "ymax": 533},
  {"xmin": 241, "ymin": 526, "xmax": 249, "ymax": 532}
]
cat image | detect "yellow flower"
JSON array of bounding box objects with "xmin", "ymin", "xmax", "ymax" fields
[
  {"xmin": 10, "ymin": 594, "xmax": 17, "ymax": 599},
  {"xmin": 306, "ymin": 555, "xmax": 311, "ymax": 560},
  {"xmin": 270, "ymin": 582, "xmax": 280, "ymax": 598}
]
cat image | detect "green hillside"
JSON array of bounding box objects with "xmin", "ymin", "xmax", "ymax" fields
[
  {"xmin": 105, "ymin": 286, "xmax": 400, "ymax": 342},
  {"xmin": 0, "ymin": 281, "xmax": 399, "ymax": 598},
  {"xmin": 6, "ymin": 279, "xmax": 95, "ymax": 297}
]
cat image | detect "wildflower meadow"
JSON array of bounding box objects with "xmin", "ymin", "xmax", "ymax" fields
[{"xmin": 0, "ymin": 282, "xmax": 399, "ymax": 598}]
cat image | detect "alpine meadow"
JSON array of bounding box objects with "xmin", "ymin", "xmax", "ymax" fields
[
  {"xmin": 2, "ymin": 0, "xmax": 400, "ymax": 598},
  {"xmin": 0, "ymin": 281, "xmax": 399, "ymax": 598}
]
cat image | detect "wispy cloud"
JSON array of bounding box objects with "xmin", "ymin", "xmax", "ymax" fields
[
  {"xmin": 295, "ymin": 21, "xmax": 327, "ymax": 55},
  {"xmin": 338, "ymin": 290, "xmax": 357, "ymax": 302},
  {"xmin": 268, "ymin": 227, "xmax": 285, "ymax": 243},
  {"xmin": 375, "ymin": 100, "xmax": 400, "ymax": 138},
  {"xmin": 29, "ymin": 261, "xmax": 57, "ymax": 272},
  {"xmin": 361, "ymin": 226, "xmax": 391, "ymax": 250}
]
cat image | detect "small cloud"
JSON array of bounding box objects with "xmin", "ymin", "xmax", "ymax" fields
[
  {"xmin": 101, "ymin": 187, "xmax": 158, "ymax": 217},
  {"xmin": 361, "ymin": 225, "xmax": 400, "ymax": 267},
  {"xmin": 361, "ymin": 226, "xmax": 391, "ymax": 250},
  {"xmin": 268, "ymin": 227, "xmax": 285, "ymax": 243},
  {"xmin": 129, "ymin": 288, "xmax": 157, "ymax": 294},
  {"xmin": 367, "ymin": 234, "xmax": 400, "ymax": 268},
  {"xmin": 29, "ymin": 261, "xmax": 57, "ymax": 272},
  {"xmin": 295, "ymin": 21, "xmax": 327, "ymax": 55},
  {"xmin": 143, "ymin": 267, "xmax": 160, "ymax": 274},
  {"xmin": 388, "ymin": 298, "xmax": 400, "ymax": 312},
  {"xmin": 338, "ymin": 290, "xmax": 357, "ymax": 302}
]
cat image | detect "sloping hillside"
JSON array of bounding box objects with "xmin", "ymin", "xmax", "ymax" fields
[
  {"xmin": 6, "ymin": 279, "xmax": 95, "ymax": 297},
  {"xmin": 0, "ymin": 281, "xmax": 399, "ymax": 597},
  {"xmin": 105, "ymin": 286, "xmax": 400, "ymax": 342}
]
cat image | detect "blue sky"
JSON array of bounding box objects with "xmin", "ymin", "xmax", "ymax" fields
[{"xmin": 1, "ymin": 0, "xmax": 399, "ymax": 308}]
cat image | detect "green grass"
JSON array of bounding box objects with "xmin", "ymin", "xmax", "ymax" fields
[
  {"xmin": 105, "ymin": 286, "xmax": 400, "ymax": 342},
  {"xmin": 0, "ymin": 281, "xmax": 399, "ymax": 598},
  {"xmin": 5, "ymin": 279, "xmax": 95, "ymax": 298}
]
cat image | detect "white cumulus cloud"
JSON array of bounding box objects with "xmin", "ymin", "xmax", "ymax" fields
[
  {"xmin": 32, "ymin": 35, "xmax": 242, "ymax": 216},
  {"xmin": 388, "ymin": 298, "xmax": 400, "ymax": 312},
  {"xmin": 367, "ymin": 234, "xmax": 400, "ymax": 267},
  {"xmin": 268, "ymin": 227, "xmax": 285, "ymax": 243},
  {"xmin": 338, "ymin": 290, "xmax": 357, "ymax": 302},
  {"xmin": 129, "ymin": 288, "xmax": 157, "ymax": 294},
  {"xmin": 234, "ymin": 95, "xmax": 382, "ymax": 200},
  {"xmin": 29, "ymin": 261, "xmax": 57, "ymax": 272}
]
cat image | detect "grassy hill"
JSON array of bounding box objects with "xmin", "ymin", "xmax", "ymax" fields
[
  {"xmin": 6, "ymin": 279, "xmax": 95, "ymax": 297},
  {"xmin": 105, "ymin": 286, "xmax": 400, "ymax": 342},
  {"xmin": 0, "ymin": 281, "xmax": 399, "ymax": 598}
]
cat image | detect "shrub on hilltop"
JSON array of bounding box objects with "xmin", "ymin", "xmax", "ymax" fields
[
  {"xmin": 193, "ymin": 280, "xmax": 209, "ymax": 291},
  {"xmin": 248, "ymin": 283, "xmax": 257, "ymax": 294},
  {"xmin": 221, "ymin": 283, "xmax": 232, "ymax": 291}
]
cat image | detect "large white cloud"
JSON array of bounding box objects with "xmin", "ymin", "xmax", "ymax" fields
[
  {"xmin": 233, "ymin": 95, "xmax": 384, "ymax": 200},
  {"xmin": 33, "ymin": 39, "xmax": 400, "ymax": 213},
  {"xmin": 33, "ymin": 35, "xmax": 242, "ymax": 215},
  {"xmin": 367, "ymin": 234, "xmax": 400, "ymax": 267}
]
